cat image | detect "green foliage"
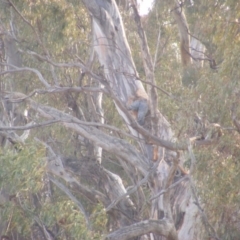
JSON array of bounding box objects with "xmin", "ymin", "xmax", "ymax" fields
[
  {"xmin": 0, "ymin": 142, "xmax": 45, "ymax": 193},
  {"xmin": 0, "ymin": 143, "xmax": 107, "ymax": 238},
  {"xmin": 0, "ymin": 142, "xmax": 45, "ymax": 237},
  {"xmin": 39, "ymin": 200, "xmax": 107, "ymax": 239}
]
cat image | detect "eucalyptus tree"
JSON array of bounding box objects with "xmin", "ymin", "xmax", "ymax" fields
[{"xmin": 1, "ymin": 0, "xmax": 240, "ymax": 239}]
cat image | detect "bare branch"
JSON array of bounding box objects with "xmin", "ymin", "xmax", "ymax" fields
[
  {"xmin": 0, "ymin": 130, "xmax": 25, "ymax": 146},
  {"xmin": 16, "ymin": 93, "xmax": 147, "ymax": 175},
  {"xmin": 105, "ymin": 167, "xmax": 151, "ymax": 212},
  {"xmin": 109, "ymin": 154, "xmax": 165, "ymax": 210},
  {"xmin": 3, "ymin": 86, "xmax": 107, "ymax": 103},
  {"xmin": 0, "ymin": 63, "xmax": 50, "ymax": 87},
  {"xmin": 141, "ymin": 79, "xmax": 179, "ymax": 101},
  {"xmin": 35, "ymin": 138, "xmax": 108, "ymax": 205},
  {"xmin": 0, "ymin": 120, "xmax": 60, "ymax": 131},
  {"xmin": 49, "ymin": 176, "xmax": 89, "ymax": 226},
  {"xmin": 26, "ymin": 50, "xmax": 108, "ymax": 85},
  {"xmin": 106, "ymin": 219, "xmax": 177, "ymax": 240}
]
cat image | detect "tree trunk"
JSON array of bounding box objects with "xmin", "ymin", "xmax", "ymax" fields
[
  {"xmin": 0, "ymin": 0, "xmax": 205, "ymax": 239},
  {"xmin": 81, "ymin": 0, "xmax": 203, "ymax": 239}
]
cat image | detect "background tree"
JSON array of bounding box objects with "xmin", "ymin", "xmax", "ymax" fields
[{"xmin": 0, "ymin": 0, "xmax": 240, "ymax": 240}]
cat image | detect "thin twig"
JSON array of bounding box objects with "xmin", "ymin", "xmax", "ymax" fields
[{"xmin": 140, "ymin": 79, "xmax": 180, "ymax": 100}]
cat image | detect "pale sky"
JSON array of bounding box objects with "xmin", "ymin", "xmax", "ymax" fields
[{"xmin": 138, "ymin": 0, "xmax": 154, "ymax": 15}]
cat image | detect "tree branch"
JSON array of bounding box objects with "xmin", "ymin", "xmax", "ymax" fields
[
  {"xmin": 0, "ymin": 63, "xmax": 50, "ymax": 87},
  {"xmin": 106, "ymin": 219, "xmax": 177, "ymax": 240},
  {"xmin": 6, "ymin": 92, "xmax": 148, "ymax": 175},
  {"xmin": 35, "ymin": 138, "xmax": 108, "ymax": 205},
  {"xmin": 0, "ymin": 120, "xmax": 60, "ymax": 131},
  {"xmin": 49, "ymin": 176, "xmax": 89, "ymax": 226}
]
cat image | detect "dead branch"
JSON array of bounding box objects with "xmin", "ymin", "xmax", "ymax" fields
[
  {"xmin": 49, "ymin": 176, "xmax": 89, "ymax": 226},
  {"xmin": 14, "ymin": 94, "xmax": 148, "ymax": 176},
  {"xmin": 105, "ymin": 157, "xmax": 163, "ymax": 212},
  {"xmin": 106, "ymin": 219, "xmax": 178, "ymax": 240},
  {"xmin": 35, "ymin": 138, "xmax": 108, "ymax": 205},
  {"xmin": 0, "ymin": 63, "xmax": 50, "ymax": 87}
]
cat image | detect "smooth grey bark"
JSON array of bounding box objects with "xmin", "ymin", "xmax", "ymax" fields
[
  {"xmin": 81, "ymin": 1, "xmax": 181, "ymax": 240},
  {"xmin": 81, "ymin": 1, "xmax": 204, "ymax": 240}
]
